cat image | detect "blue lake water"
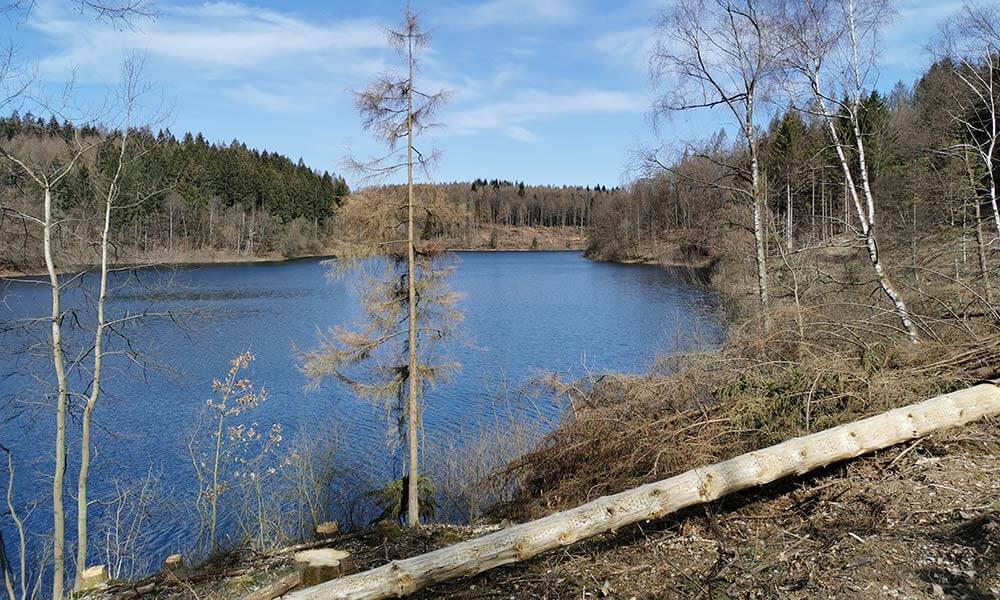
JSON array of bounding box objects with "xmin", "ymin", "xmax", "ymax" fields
[{"xmin": 0, "ymin": 251, "xmax": 719, "ymax": 577}]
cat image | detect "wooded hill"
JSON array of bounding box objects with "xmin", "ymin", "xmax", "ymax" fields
[{"xmin": 0, "ymin": 113, "xmax": 350, "ymax": 271}]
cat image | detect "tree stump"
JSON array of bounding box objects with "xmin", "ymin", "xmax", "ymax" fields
[
  {"xmin": 294, "ymin": 549, "xmax": 355, "ymax": 587},
  {"xmin": 162, "ymin": 554, "xmax": 186, "ymax": 576},
  {"xmin": 314, "ymin": 521, "xmax": 340, "ymax": 539},
  {"xmin": 78, "ymin": 565, "xmax": 108, "ymax": 590}
]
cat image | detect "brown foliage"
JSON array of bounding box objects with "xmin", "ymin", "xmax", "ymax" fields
[{"xmin": 503, "ymin": 309, "xmax": 1000, "ymax": 518}]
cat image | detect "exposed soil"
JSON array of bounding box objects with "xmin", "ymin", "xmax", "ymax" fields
[{"xmin": 413, "ymin": 420, "xmax": 1000, "ymax": 599}]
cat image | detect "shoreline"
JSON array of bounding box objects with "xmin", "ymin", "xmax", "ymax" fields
[{"xmin": 0, "ymin": 246, "xmax": 589, "ymax": 279}]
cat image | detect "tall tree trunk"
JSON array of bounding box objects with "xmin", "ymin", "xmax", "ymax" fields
[
  {"xmin": 849, "ymin": 111, "xmax": 919, "ymax": 343},
  {"xmin": 786, "ymin": 181, "xmax": 793, "ymax": 250},
  {"xmin": 43, "ymin": 185, "xmax": 68, "ymax": 600},
  {"xmin": 405, "ymin": 36, "xmax": 420, "ymax": 528},
  {"xmin": 967, "ymin": 152, "xmax": 992, "ymax": 304},
  {"xmin": 811, "ymin": 172, "xmax": 816, "ymax": 241},
  {"xmin": 810, "ymin": 65, "xmax": 919, "ymax": 344},
  {"xmin": 75, "ymin": 133, "xmax": 126, "ymax": 588},
  {"xmin": 749, "ymin": 132, "xmax": 770, "ymax": 329}
]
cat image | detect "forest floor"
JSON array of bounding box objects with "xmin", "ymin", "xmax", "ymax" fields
[
  {"xmin": 97, "ymin": 418, "xmax": 999, "ymax": 599},
  {"xmin": 443, "ymin": 225, "xmax": 586, "ymax": 251}
]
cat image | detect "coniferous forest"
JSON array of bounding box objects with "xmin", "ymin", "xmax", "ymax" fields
[{"xmin": 0, "ymin": 113, "xmax": 350, "ymax": 271}]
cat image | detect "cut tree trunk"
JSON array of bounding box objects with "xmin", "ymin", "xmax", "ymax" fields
[{"xmin": 286, "ymin": 382, "xmax": 1000, "ymax": 600}]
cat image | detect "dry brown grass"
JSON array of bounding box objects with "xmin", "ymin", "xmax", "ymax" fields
[{"xmin": 499, "ymin": 294, "xmax": 1000, "ymax": 520}]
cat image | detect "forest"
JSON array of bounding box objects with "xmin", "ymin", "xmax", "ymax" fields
[
  {"xmin": 0, "ymin": 113, "xmax": 350, "ymax": 272},
  {"xmin": 0, "ymin": 112, "xmax": 620, "ymax": 272}
]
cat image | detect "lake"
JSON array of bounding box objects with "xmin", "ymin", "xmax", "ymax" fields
[{"xmin": 0, "ymin": 251, "xmax": 720, "ymax": 577}]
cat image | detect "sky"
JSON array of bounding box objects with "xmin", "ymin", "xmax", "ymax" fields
[{"xmin": 1, "ymin": 0, "xmax": 968, "ymax": 188}]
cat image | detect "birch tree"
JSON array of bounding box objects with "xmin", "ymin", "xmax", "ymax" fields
[
  {"xmin": 304, "ymin": 7, "xmax": 458, "ymax": 527},
  {"xmin": 651, "ymin": 0, "xmax": 781, "ymax": 327},
  {"xmin": 936, "ymin": 3, "xmax": 1000, "ymax": 242},
  {"xmin": 0, "ymin": 125, "xmax": 96, "ymax": 600},
  {"xmin": 72, "ymin": 53, "xmax": 155, "ymax": 590},
  {"xmin": 780, "ymin": 0, "xmax": 920, "ymax": 343}
]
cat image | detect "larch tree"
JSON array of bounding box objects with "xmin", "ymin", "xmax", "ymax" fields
[
  {"xmin": 303, "ymin": 6, "xmax": 461, "ymax": 527},
  {"xmin": 780, "ymin": 0, "xmax": 920, "ymax": 344},
  {"xmin": 650, "ymin": 0, "xmax": 782, "ymax": 328}
]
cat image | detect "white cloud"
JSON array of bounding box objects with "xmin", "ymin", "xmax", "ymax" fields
[
  {"xmin": 464, "ymin": 0, "xmax": 577, "ymax": 27},
  {"xmin": 593, "ymin": 27, "xmax": 654, "ymax": 71},
  {"xmin": 448, "ymin": 88, "xmax": 645, "ymax": 142},
  {"xmin": 29, "ymin": 0, "xmax": 387, "ymax": 82},
  {"xmin": 505, "ymin": 125, "xmax": 542, "ymax": 143},
  {"xmin": 222, "ymin": 84, "xmax": 295, "ymax": 112}
]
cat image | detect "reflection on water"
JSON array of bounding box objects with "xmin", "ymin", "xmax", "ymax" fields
[{"xmin": 0, "ymin": 251, "xmax": 720, "ymax": 573}]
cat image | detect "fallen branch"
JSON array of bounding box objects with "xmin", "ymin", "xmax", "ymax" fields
[
  {"xmin": 286, "ymin": 383, "xmax": 1000, "ymax": 600},
  {"xmin": 242, "ymin": 572, "xmax": 301, "ymax": 600}
]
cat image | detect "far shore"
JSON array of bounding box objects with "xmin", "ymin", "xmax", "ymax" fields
[{"xmin": 0, "ymin": 245, "xmax": 589, "ymax": 279}]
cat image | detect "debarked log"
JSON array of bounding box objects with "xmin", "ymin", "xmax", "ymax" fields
[{"xmin": 286, "ymin": 382, "xmax": 1000, "ymax": 600}]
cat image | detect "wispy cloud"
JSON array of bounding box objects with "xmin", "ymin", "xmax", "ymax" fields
[
  {"xmin": 222, "ymin": 84, "xmax": 296, "ymax": 112},
  {"xmin": 30, "ymin": 0, "xmax": 387, "ymax": 82},
  {"xmin": 593, "ymin": 27, "xmax": 654, "ymax": 71},
  {"xmin": 449, "ymin": 88, "xmax": 645, "ymax": 142},
  {"xmin": 464, "ymin": 0, "xmax": 578, "ymax": 27}
]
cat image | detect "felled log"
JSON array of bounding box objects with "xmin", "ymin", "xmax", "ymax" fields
[{"xmin": 286, "ymin": 382, "xmax": 1000, "ymax": 600}]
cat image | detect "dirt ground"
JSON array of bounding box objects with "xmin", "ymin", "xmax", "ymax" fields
[
  {"xmin": 100, "ymin": 417, "xmax": 999, "ymax": 600},
  {"xmin": 413, "ymin": 420, "xmax": 1000, "ymax": 600}
]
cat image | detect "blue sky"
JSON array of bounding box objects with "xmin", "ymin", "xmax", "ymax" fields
[{"xmin": 3, "ymin": 0, "xmax": 965, "ymax": 187}]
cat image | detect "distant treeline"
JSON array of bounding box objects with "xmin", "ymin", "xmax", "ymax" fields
[
  {"xmin": 0, "ymin": 113, "xmax": 349, "ymax": 270},
  {"xmin": 376, "ymin": 179, "xmax": 624, "ymax": 246}
]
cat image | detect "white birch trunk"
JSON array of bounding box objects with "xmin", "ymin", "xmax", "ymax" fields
[
  {"xmin": 809, "ymin": 65, "xmax": 919, "ymax": 344},
  {"xmin": 786, "ymin": 181, "xmax": 793, "ymax": 250},
  {"xmin": 43, "ymin": 185, "xmax": 69, "ymax": 600},
  {"xmin": 74, "ymin": 131, "xmax": 128, "ymax": 589},
  {"xmin": 747, "ymin": 110, "xmax": 770, "ymax": 328}
]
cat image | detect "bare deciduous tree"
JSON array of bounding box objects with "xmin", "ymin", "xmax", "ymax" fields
[
  {"xmin": 188, "ymin": 351, "xmax": 267, "ymax": 556},
  {"xmin": 780, "ymin": 0, "xmax": 920, "ymax": 343},
  {"xmin": 651, "ymin": 0, "xmax": 782, "ymax": 328},
  {"xmin": 936, "ymin": 2, "xmax": 1000, "ymax": 243},
  {"xmin": 73, "ymin": 51, "xmax": 156, "ymax": 590},
  {"xmin": 0, "ymin": 128, "xmax": 97, "ymax": 600}
]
